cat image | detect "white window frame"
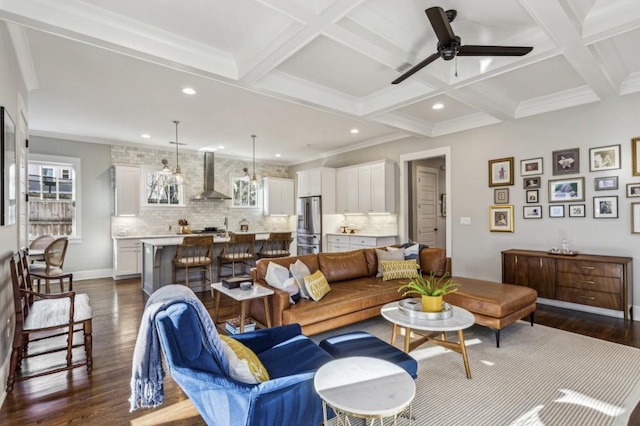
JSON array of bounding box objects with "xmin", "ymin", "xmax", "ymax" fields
[
  {"xmin": 141, "ymin": 166, "xmax": 186, "ymax": 208},
  {"xmin": 229, "ymin": 174, "xmax": 262, "ymax": 209}
]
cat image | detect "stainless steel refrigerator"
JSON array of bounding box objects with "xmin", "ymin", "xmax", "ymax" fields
[{"xmin": 297, "ymin": 196, "xmax": 322, "ymax": 254}]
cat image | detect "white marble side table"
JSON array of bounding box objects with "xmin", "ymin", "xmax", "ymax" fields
[
  {"xmin": 314, "ymin": 356, "xmax": 415, "ymax": 425},
  {"xmin": 211, "ymin": 282, "xmax": 273, "ymax": 332},
  {"xmin": 381, "ymin": 301, "xmax": 475, "ymax": 378}
]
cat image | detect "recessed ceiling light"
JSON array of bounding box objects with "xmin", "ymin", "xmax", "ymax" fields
[
  {"xmin": 218, "ymin": 145, "xmax": 224, "ymax": 149},
  {"xmin": 350, "ymin": 128, "xmax": 359, "ymax": 134},
  {"xmin": 182, "ymin": 87, "xmax": 196, "ymax": 95},
  {"xmin": 275, "ymin": 153, "xmax": 281, "ymax": 157},
  {"xmin": 141, "ymin": 134, "xmax": 151, "ymax": 138},
  {"xmin": 432, "ymin": 103, "xmax": 444, "ymax": 110}
]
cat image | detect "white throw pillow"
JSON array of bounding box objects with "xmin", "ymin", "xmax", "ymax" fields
[
  {"xmin": 375, "ymin": 248, "xmax": 405, "ymax": 277},
  {"xmin": 265, "ymin": 262, "xmax": 290, "ymax": 288},
  {"xmin": 290, "ymin": 259, "xmax": 312, "ymax": 299},
  {"xmin": 403, "ymin": 243, "xmax": 420, "ymax": 260}
]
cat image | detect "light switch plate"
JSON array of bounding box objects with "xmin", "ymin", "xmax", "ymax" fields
[{"xmin": 460, "ymin": 217, "xmax": 471, "ymax": 225}]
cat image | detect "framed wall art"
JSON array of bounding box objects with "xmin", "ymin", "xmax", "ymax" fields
[
  {"xmin": 548, "ymin": 177, "xmax": 585, "ymax": 203},
  {"xmin": 494, "ymin": 188, "xmax": 509, "ymax": 204},
  {"xmin": 526, "ymin": 189, "xmax": 539, "ymax": 203},
  {"xmin": 523, "ymin": 176, "xmax": 541, "ymax": 189},
  {"xmin": 1, "ymin": 106, "xmax": 16, "ymax": 226},
  {"xmin": 633, "ymin": 137, "xmax": 640, "ymax": 176},
  {"xmin": 593, "ymin": 196, "xmax": 618, "ymax": 219},
  {"xmin": 568, "ymin": 204, "xmax": 586, "ymax": 217},
  {"xmin": 489, "ymin": 205, "xmax": 514, "ymax": 232},
  {"xmin": 523, "ymin": 205, "xmax": 542, "ymax": 219},
  {"xmin": 488, "ymin": 157, "xmax": 514, "ymax": 187},
  {"xmin": 632, "ymin": 203, "xmax": 640, "ymax": 233},
  {"xmin": 549, "ymin": 205, "xmax": 565, "ymax": 218},
  {"xmin": 627, "ymin": 183, "xmax": 640, "ymax": 198},
  {"xmin": 552, "ymin": 148, "xmax": 579, "ymax": 175},
  {"xmin": 589, "ymin": 144, "xmax": 620, "ymax": 172},
  {"xmin": 521, "ymin": 157, "xmax": 543, "ymax": 176},
  {"xmin": 594, "ymin": 176, "xmax": 618, "ymax": 191}
]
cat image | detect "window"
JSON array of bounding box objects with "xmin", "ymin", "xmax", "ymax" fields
[
  {"xmin": 231, "ymin": 175, "xmax": 260, "ymax": 208},
  {"xmin": 28, "ymin": 154, "xmax": 81, "ymax": 239},
  {"xmin": 144, "ymin": 168, "xmax": 184, "ymax": 206}
]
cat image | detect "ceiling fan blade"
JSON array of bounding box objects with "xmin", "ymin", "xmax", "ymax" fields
[
  {"xmin": 425, "ymin": 7, "xmax": 456, "ymax": 44},
  {"xmin": 391, "ymin": 53, "xmax": 440, "ymax": 84},
  {"xmin": 458, "ymin": 45, "xmax": 533, "ymax": 56}
]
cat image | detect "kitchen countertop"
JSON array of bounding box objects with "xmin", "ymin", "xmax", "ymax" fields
[
  {"xmin": 113, "ymin": 230, "xmax": 295, "ymax": 240},
  {"xmin": 139, "ymin": 236, "xmax": 231, "ymax": 246},
  {"xmin": 326, "ymin": 232, "xmax": 397, "ymax": 238}
]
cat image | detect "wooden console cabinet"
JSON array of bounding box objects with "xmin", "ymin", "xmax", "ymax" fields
[{"xmin": 502, "ymin": 249, "xmax": 633, "ymax": 320}]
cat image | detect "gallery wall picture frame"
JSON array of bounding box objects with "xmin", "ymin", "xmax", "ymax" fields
[
  {"xmin": 593, "ymin": 195, "xmax": 618, "ymax": 219},
  {"xmin": 1, "ymin": 106, "xmax": 16, "ymax": 226},
  {"xmin": 549, "ymin": 205, "xmax": 565, "ymax": 218},
  {"xmin": 632, "ymin": 137, "xmax": 640, "ymax": 176},
  {"xmin": 488, "ymin": 157, "xmax": 514, "ymax": 187},
  {"xmin": 494, "ymin": 188, "xmax": 509, "ymax": 204},
  {"xmin": 548, "ymin": 177, "xmax": 585, "ymax": 203},
  {"xmin": 525, "ymin": 189, "xmax": 539, "ymax": 203},
  {"xmin": 632, "ymin": 203, "xmax": 640, "ymax": 234},
  {"xmin": 589, "ymin": 144, "xmax": 621, "ymax": 172},
  {"xmin": 552, "ymin": 148, "xmax": 580, "ymax": 175},
  {"xmin": 521, "ymin": 157, "xmax": 543, "ymax": 176},
  {"xmin": 594, "ymin": 176, "xmax": 618, "ymax": 191},
  {"xmin": 523, "ymin": 176, "xmax": 541, "ymax": 189},
  {"xmin": 626, "ymin": 183, "xmax": 640, "ymax": 198},
  {"xmin": 523, "ymin": 205, "xmax": 542, "ymax": 219},
  {"xmin": 568, "ymin": 204, "xmax": 586, "ymax": 217},
  {"xmin": 489, "ymin": 205, "xmax": 514, "ymax": 232}
]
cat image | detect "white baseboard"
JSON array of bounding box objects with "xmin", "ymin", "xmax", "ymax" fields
[
  {"xmin": 537, "ymin": 298, "xmax": 637, "ymax": 321},
  {"xmin": 71, "ymin": 268, "xmax": 114, "ymax": 281}
]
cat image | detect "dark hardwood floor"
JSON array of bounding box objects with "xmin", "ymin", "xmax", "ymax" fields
[{"xmin": 0, "ymin": 277, "xmax": 639, "ymax": 425}]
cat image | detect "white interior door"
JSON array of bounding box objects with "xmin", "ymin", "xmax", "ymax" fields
[{"xmin": 416, "ymin": 166, "xmax": 438, "ymax": 246}]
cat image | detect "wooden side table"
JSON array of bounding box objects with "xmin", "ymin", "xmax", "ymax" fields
[{"xmin": 211, "ymin": 282, "xmax": 274, "ymax": 332}]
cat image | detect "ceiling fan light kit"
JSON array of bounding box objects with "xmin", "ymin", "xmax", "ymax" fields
[{"xmin": 391, "ymin": 6, "xmax": 533, "ymax": 84}]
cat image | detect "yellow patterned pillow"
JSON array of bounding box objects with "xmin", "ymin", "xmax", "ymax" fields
[
  {"xmin": 303, "ymin": 270, "xmax": 331, "ymax": 301},
  {"xmin": 380, "ymin": 259, "xmax": 419, "ymax": 281},
  {"xmin": 220, "ymin": 335, "xmax": 270, "ymax": 383}
]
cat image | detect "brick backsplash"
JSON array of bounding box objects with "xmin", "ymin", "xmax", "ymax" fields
[{"xmin": 111, "ymin": 145, "xmax": 293, "ymax": 236}]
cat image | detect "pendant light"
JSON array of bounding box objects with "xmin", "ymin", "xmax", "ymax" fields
[
  {"xmin": 159, "ymin": 159, "xmax": 171, "ymax": 175},
  {"xmin": 250, "ymin": 134, "xmax": 258, "ymax": 187},
  {"xmin": 171, "ymin": 120, "xmax": 184, "ymax": 184}
]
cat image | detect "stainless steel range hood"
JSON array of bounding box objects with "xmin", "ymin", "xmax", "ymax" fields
[{"xmin": 190, "ymin": 152, "xmax": 231, "ymax": 201}]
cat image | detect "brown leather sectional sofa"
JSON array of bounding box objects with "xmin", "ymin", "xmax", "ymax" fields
[{"xmin": 248, "ymin": 247, "xmax": 450, "ymax": 335}]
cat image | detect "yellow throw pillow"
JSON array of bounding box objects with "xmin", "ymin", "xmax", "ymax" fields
[
  {"xmin": 220, "ymin": 335, "xmax": 270, "ymax": 384},
  {"xmin": 303, "ymin": 270, "xmax": 331, "ymax": 301},
  {"xmin": 380, "ymin": 259, "xmax": 419, "ymax": 281}
]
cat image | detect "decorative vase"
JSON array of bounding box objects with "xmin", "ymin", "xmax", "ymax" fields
[{"xmin": 421, "ymin": 295, "xmax": 443, "ymax": 312}]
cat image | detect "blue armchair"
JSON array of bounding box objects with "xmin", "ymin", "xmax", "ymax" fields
[{"xmin": 155, "ymin": 301, "xmax": 334, "ymax": 426}]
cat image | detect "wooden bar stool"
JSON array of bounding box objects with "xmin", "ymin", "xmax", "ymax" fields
[{"xmin": 173, "ymin": 235, "xmax": 215, "ymax": 292}]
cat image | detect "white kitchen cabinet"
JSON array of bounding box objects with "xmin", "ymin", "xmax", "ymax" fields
[
  {"xmin": 327, "ymin": 234, "xmax": 350, "ymax": 252},
  {"xmin": 326, "ymin": 234, "xmax": 397, "ymax": 252},
  {"xmin": 114, "ymin": 165, "xmax": 140, "ymax": 216},
  {"xmin": 263, "ymin": 177, "xmax": 294, "ymax": 216},
  {"xmin": 358, "ymin": 161, "xmax": 395, "ymax": 213},
  {"xmin": 296, "ymin": 167, "xmax": 336, "ymax": 213},
  {"xmin": 113, "ymin": 238, "xmax": 142, "ymax": 279},
  {"xmin": 336, "ymin": 168, "xmax": 359, "ymax": 214}
]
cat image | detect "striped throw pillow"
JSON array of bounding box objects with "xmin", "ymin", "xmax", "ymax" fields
[
  {"xmin": 380, "ymin": 259, "xmax": 419, "ymax": 281},
  {"xmin": 220, "ymin": 335, "xmax": 270, "ymax": 383},
  {"xmin": 303, "ymin": 270, "xmax": 331, "ymax": 301}
]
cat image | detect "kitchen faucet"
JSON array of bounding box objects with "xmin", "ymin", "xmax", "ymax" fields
[{"xmin": 224, "ymin": 217, "xmax": 228, "ymax": 236}]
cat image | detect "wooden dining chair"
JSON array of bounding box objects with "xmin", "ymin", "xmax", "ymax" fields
[
  {"xmin": 257, "ymin": 232, "xmax": 293, "ymax": 259},
  {"xmin": 173, "ymin": 235, "xmax": 215, "ymax": 292},
  {"xmin": 6, "ymin": 250, "xmax": 93, "ymax": 392},
  {"xmin": 28, "ymin": 234, "xmax": 54, "ymax": 263},
  {"xmin": 30, "ymin": 237, "xmax": 72, "ymax": 293},
  {"xmin": 218, "ymin": 233, "xmax": 256, "ymax": 281}
]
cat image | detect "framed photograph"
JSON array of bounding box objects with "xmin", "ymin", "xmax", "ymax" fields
[
  {"xmin": 523, "ymin": 176, "xmax": 541, "ymax": 189},
  {"xmin": 1, "ymin": 106, "xmax": 16, "ymax": 226},
  {"xmin": 548, "ymin": 177, "xmax": 585, "ymax": 203},
  {"xmin": 594, "ymin": 176, "xmax": 618, "ymax": 191},
  {"xmin": 488, "ymin": 157, "xmax": 514, "ymax": 187},
  {"xmin": 589, "ymin": 144, "xmax": 621, "ymax": 172},
  {"xmin": 568, "ymin": 204, "xmax": 586, "ymax": 217},
  {"xmin": 525, "ymin": 189, "xmax": 539, "ymax": 203},
  {"xmin": 633, "ymin": 137, "xmax": 640, "ymax": 176},
  {"xmin": 489, "ymin": 205, "xmax": 514, "ymax": 232},
  {"xmin": 632, "ymin": 203, "xmax": 640, "ymax": 233},
  {"xmin": 552, "ymin": 148, "xmax": 579, "ymax": 175},
  {"xmin": 593, "ymin": 196, "xmax": 618, "ymax": 219},
  {"xmin": 521, "ymin": 157, "xmax": 543, "ymax": 176},
  {"xmin": 494, "ymin": 188, "xmax": 509, "ymax": 204},
  {"xmin": 523, "ymin": 205, "xmax": 542, "ymax": 219},
  {"xmin": 626, "ymin": 183, "xmax": 640, "ymax": 198},
  {"xmin": 549, "ymin": 205, "xmax": 565, "ymax": 218}
]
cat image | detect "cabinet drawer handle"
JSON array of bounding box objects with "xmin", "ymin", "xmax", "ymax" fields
[
  {"xmin": 579, "ymin": 295, "xmax": 596, "ymax": 300},
  {"xmin": 578, "ymin": 280, "xmax": 595, "ymax": 284},
  {"xmin": 580, "ymin": 266, "xmax": 595, "ymax": 270}
]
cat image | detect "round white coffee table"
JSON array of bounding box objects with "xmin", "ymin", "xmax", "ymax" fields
[
  {"xmin": 314, "ymin": 356, "xmax": 415, "ymax": 425},
  {"xmin": 381, "ymin": 301, "xmax": 475, "ymax": 379}
]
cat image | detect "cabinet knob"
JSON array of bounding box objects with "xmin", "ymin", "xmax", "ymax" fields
[
  {"xmin": 578, "ymin": 295, "xmax": 596, "ymax": 300},
  {"xmin": 580, "ymin": 266, "xmax": 595, "ymax": 270},
  {"xmin": 578, "ymin": 280, "xmax": 595, "ymax": 285}
]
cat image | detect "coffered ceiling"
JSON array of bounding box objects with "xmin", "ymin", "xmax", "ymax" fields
[{"xmin": 1, "ymin": 0, "xmax": 639, "ymax": 164}]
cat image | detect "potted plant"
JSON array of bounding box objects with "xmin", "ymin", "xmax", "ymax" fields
[{"xmin": 397, "ymin": 272, "xmax": 458, "ymax": 312}]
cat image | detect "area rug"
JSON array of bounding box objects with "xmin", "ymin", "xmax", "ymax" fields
[{"xmin": 310, "ymin": 318, "xmax": 640, "ymax": 426}]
